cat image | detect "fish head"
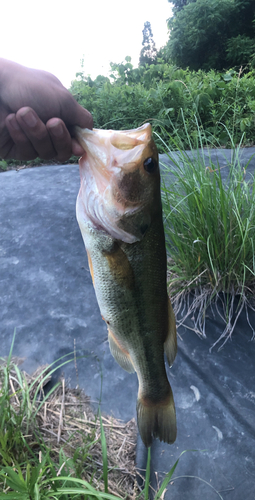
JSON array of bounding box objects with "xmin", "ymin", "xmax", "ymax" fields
[{"xmin": 75, "ymin": 123, "xmax": 161, "ymax": 243}]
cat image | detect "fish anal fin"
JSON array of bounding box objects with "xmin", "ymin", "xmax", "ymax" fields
[
  {"xmin": 164, "ymin": 298, "xmax": 177, "ymax": 367},
  {"xmin": 108, "ymin": 328, "xmax": 135, "ymax": 374},
  {"xmin": 137, "ymin": 391, "xmax": 177, "ymax": 447}
]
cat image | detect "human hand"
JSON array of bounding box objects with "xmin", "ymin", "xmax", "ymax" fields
[{"xmin": 0, "ymin": 59, "xmax": 93, "ymax": 162}]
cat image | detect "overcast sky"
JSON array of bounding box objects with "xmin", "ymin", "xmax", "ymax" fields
[{"xmin": 1, "ymin": 0, "xmax": 173, "ymax": 88}]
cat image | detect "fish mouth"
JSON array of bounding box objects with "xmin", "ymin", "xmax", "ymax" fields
[
  {"xmin": 75, "ymin": 124, "xmax": 154, "ymax": 243},
  {"xmin": 75, "ymin": 123, "xmax": 152, "ymax": 174},
  {"xmin": 75, "ymin": 123, "xmax": 154, "ymax": 209}
]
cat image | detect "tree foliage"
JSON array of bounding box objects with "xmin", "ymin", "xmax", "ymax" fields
[
  {"xmin": 139, "ymin": 21, "xmax": 157, "ymax": 67},
  {"xmin": 167, "ymin": 0, "xmax": 255, "ymax": 71},
  {"xmin": 234, "ymin": 0, "xmax": 255, "ymax": 38},
  {"xmin": 169, "ymin": 0, "xmax": 196, "ymax": 14},
  {"xmin": 226, "ymin": 35, "xmax": 255, "ymax": 68}
]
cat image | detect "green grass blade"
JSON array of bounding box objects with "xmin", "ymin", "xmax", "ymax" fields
[
  {"xmin": 0, "ymin": 494, "xmax": 29, "ymax": 500},
  {"xmin": 154, "ymin": 451, "xmax": 185, "ymax": 500},
  {"xmin": 0, "ymin": 467, "xmax": 27, "ymax": 493},
  {"xmin": 42, "ymin": 476, "xmax": 120, "ymax": 499},
  {"xmin": 46, "ymin": 488, "xmax": 120, "ymax": 499},
  {"xmin": 99, "ymin": 408, "xmax": 108, "ymax": 493},
  {"xmin": 144, "ymin": 447, "xmax": 151, "ymax": 500},
  {"xmin": 6, "ymin": 330, "xmax": 16, "ymax": 367}
]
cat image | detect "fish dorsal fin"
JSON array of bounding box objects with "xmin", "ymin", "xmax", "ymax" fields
[
  {"xmin": 164, "ymin": 298, "xmax": 177, "ymax": 367},
  {"xmin": 108, "ymin": 328, "xmax": 135, "ymax": 373}
]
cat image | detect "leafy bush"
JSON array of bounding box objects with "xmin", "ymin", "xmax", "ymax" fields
[{"xmin": 70, "ymin": 63, "xmax": 255, "ymax": 151}]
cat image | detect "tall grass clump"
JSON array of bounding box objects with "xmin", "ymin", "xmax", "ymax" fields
[{"xmin": 159, "ymin": 126, "xmax": 255, "ymax": 348}]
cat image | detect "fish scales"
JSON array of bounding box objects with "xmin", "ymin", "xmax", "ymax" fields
[{"xmin": 75, "ymin": 123, "xmax": 177, "ymax": 447}]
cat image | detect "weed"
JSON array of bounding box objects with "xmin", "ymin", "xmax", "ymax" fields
[
  {"xmin": 69, "ymin": 63, "xmax": 255, "ymax": 153},
  {"xmin": 159, "ymin": 124, "xmax": 255, "ymax": 347}
]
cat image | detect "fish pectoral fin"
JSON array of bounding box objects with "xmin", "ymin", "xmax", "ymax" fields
[
  {"xmin": 164, "ymin": 298, "xmax": 177, "ymax": 367},
  {"xmin": 137, "ymin": 391, "xmax": 177, "ymax": 447},
  {"xmin": 108, "ymin": 329, "xmax": 135, "ymax": 374},
  {"xmin": 86, "ymin": 250, "xmax": 95, "ymax": 286}
]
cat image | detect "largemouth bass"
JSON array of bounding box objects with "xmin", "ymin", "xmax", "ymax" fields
[{"xmin": 75, "ymin": 123, "xmax": 177, "ymax": 447}]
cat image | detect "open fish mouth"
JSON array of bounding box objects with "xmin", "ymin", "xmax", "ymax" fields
[{"xmin": 75, "ymin": 124, "xmax": 157, "ymax": 243}]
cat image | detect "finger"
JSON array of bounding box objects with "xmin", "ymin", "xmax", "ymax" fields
[
  {"xmin": 46, "ymin": 118, "xmax": 73, "ymax": 162},
  {"xmin": 16, "ymin": 107, "xmax": 57, "ymax": 160},
  {"xmin": 5, "ymin": 114, "xmax": 38, "ymax": 160},
  {"xmin": 61, "ymin": 94, "xmax": 93, "ymax": 130},
  {"xmin": 71, "ymin": 138, "xmax": 85, "ymax": 157},
  {"xmin": 0, "ymin": 119, "xmax": 15, "ymax": 159},
  {"xmin": 69, "ymin": 105, "xmax": 93, "ymax": 130}
]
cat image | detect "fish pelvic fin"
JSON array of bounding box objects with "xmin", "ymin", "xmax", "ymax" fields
[
  {"xmin": 137, "ymin": 391, "xmax": 177, "ymax": 447},
  {"xmin": 108, "ymin": 328, "xmax": 135, "ymax": 373},
  {"xmin": 164, "ymin": 298, "xmax": 177, "ymax": 367}
]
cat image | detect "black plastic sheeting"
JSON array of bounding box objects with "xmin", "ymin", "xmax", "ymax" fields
[
  {"xmin": 0, "ymin": 165, "xmax": 138, "ymax": 419},
  {"xmin": 1, "ymin": 150, "xmax": 255, "ymax": 499},
  {"xmin": 136, "ymin": 306, "xmax": 255, "ymax": 499}
]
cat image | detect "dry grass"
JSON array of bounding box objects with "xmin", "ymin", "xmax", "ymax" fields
[
  {"xmin": 167, "ymin": 262, "xmax": 255, "ymax": 350},
  {"xmin": 2, "ymin": 358, "xmax": 138, "ymax": 499}
]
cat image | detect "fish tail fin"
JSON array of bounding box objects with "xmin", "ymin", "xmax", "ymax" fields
[{"xmin": 136, "ymin": 391, "xmax": 177, "ymax": 447}]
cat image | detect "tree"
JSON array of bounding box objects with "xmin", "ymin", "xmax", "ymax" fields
[
  {"xmin": 166, "ymin": 0, "xmax": 255, "ymax": 71},
  {"xmin": 139, "ymin": 21, "xmax": 157, "ymax": 67},
  {"xmin": 234, "ymin": 0, "xmax": 255, "ymax": 38},
  {"xmin": 169, "ymin": 0, "xmax": 196, "ymax": 14},
  {"xmin": 226, "ymin": 35, "xmax": 255, "ymax": 68}
]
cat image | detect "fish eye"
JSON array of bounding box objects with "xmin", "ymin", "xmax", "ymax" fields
[{"xmin": 143, "ymin": 157, "xmax": 158, "ymax": 173}]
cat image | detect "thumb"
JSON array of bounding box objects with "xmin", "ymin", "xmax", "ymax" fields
[{"xmin": 63, "ymin": 94, "xmax": 93, "ymax": 131}]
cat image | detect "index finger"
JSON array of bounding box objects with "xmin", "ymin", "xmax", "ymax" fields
[{"xmin": 60, "ymin": 93, "xmax": 93, "ymax": 131}]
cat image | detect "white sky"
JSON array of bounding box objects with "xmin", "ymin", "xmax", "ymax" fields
[{"xmin": 1, "ymin": 0, "xmax": 173, "ymax": 89}]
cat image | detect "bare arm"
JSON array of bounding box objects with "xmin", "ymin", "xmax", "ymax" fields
[{"xmin": 0, "ymin": 58, "xmax": 93, "ymax": 161}]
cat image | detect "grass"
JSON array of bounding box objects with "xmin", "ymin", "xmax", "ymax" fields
[
  {"xmin": 0, "ymin": 335, "xmax": 136, "ymax": 498},
  {"xmin": 159, "ymin": 123, "xmax": 255, "ymax": 348},
  {"xmin": 0, "ymin": 334, "xmax": 187, "ymax": 499}
]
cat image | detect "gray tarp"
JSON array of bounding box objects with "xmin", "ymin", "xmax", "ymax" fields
[{"xmin": 1, "ymin": 149, "xmax": 255, "ymax": 499}]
